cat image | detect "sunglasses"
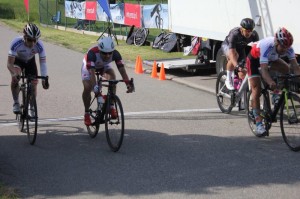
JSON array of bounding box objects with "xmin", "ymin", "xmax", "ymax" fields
[
  {"xmin": 101, "ymin": 51, "xmax": 113, "ymax": 55},
  {"xmin": 243, "ymin": 28, "xmax": 253, "ymax": 33},
  {"xmin": 26, "ymin": 37, "xmax": 37, "ymax": 43}
]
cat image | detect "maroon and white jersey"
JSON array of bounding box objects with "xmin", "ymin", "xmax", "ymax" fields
[{"xmin": 83, "ymin": 45, "xmax": 124, "ymax": 70}]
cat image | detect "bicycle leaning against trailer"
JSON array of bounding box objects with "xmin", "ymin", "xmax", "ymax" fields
[
  {"xmin": 86, "ymin": 71, "xmax": 134, "ymax": 152},
  {"xmin": 246, "ymin": 74, "xmax": 300, "ymax": 151},
  {"xmin": 16, "ymin": 68, "xmax": 49, "ymax": 145}
]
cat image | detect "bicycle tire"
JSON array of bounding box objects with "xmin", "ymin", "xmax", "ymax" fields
[
  {"xmin": 133, "ymin": 28, "xmax": 148, "ymax": 46},
  {"xmin": 280, "ymin": 92, "xmax": 300, "ymax": 151},
  {"xmin": 105, "ymin": 95, "xmax": 124, "ymax": 152},
  {"xmin": 87, "ymin": 97, "xmax": 100, "ymax": 138},
  {"xmin": 26, "ymin": 86, "xmax": 37, "ymax": 145},
  {"xmin": 215, "ymin": 70, "xmax": 233, "ymax": 113},
  {"xmin": 17, "ymin": 83, "xmax": 26, "ymax": 133},
  {"xmin": 246, "ymin": 89, "xmax": 270, "ymax": 137}
]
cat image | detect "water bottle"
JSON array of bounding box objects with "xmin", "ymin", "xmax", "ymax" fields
[
  {"xmin": 234, "ymin": 76, "xmax": 239, "ymax": 90},
  {"xmin": 97, "ymin": 94, "xmax": 105, "ymax": 110}
]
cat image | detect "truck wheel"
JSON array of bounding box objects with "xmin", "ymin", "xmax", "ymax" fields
[{"xmin": 216, "ymin": 48, "xmax": 227, "ymax": 75}]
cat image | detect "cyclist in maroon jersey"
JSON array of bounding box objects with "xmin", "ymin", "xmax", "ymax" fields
[{"xmin": 81, "ymin": 37, "xmax": 134, "ymax": 126}]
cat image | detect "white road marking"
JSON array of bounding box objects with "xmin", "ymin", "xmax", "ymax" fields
[{"xmin": 0, "ymin": 108, "xmax": 221, "ymax": 127}]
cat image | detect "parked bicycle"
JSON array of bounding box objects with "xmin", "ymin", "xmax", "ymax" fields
[
  {"xmin": 16, "ymin": 69, "xmax": 49, "ymax": 145},
  {"xmin": 216, "ymin": 61, "xmax": 249, "ymax": 113},
  {"xmin": 246, "ymin": 74, "xmax": 300, "ymax": 151},
  {"xmin": 86, "ymin": 72, "xmax": 134, "ymax": 152}
]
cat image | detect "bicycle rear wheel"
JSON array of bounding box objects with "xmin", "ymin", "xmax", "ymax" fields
[
  {"xmin": 87, "ymin": 98, "xmax": 100, "ymax": 138},
  {"xmin": 280, "ymin": 92, "xmax": 300, "ymax": 151},
  {"xmin": 246, "ymin": 89, "xmax": 270, "ymax": 137},
  {"xmin": 216, "ymin": 70, "xmax": 233, "ymax": 113},
  {"xmin": 105, "ymin": 95, "xmax": 124, "ymax": 152},
  {"xmin": 26, "ymin": 88, "xmax": 37, "ymax": 145}
]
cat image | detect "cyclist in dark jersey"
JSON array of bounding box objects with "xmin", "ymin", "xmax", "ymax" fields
[
  {"xmin": 81, "ymin": 37, "xmax": 134, "ymax": 126},
  {"xmin": 247, "ymin": 27, "xmax": 300, "ymax": 136},
  {"xmin": 7, "ymin": 23, "xmax": 49, "ymax": 115},
  {"xmin": 222, "ymin": 18, "xmax": 259, "ymax": 90}
]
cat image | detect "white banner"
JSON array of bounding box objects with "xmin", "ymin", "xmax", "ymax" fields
[
  {"xmin": 110, "ymin": 3, "xmax": 124, "ymax": 24},
  {"xmin": 142, "ymin": 4, "xmax": 168, "ymax": 29},
  {"xmin": 65, "ymin": 1, "xmax": 85, "ymax": 19}
]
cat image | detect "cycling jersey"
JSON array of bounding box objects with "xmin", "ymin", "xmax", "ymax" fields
[
  {"xmin": 223, "ymin": 27, "xmax": 259, "ymax": 50},
  {"xmin": 81, "ymin": 45, "xmax": 124, "ymax": 80},
  {"xmin": 8, "ymin": 36, "xmax": 47, "ymax": 76},
  {"xmin": 247, "ymin": 37, "xmax": 295, "ymax": 76}
]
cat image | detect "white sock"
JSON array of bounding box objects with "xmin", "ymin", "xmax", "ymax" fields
[{"xmin": 226, "ymin": 70, "xmax": 233, "ymax": 82}]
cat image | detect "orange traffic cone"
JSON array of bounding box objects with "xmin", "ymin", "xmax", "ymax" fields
[
  {"xmin": 135, "ymin": 56, "xmax": 144, "ymax": 74},
  {"xmin": 151, "ymin": 60, "xmax": 158, "ymax": 78},
  {"xmin": 135, "ymin": 56, "xmax": 140, "ymax": 73},
  {"xmin": 159, "ymin": 63, "xmax": 166, "ymax": 80}
]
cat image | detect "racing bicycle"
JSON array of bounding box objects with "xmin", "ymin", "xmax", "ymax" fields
[
  {"xmin": 86, "ymin": 72, "xmax": 134, "ymax": 152},
  {"xmin": 216, "ymin": 61, "xmax": 249, "ymax": 113},
  {"xmin": 16, "ymin": 69, "xmax": 49, "ymax": 145},
  {"xmin": 246, "ymin": 74, "xmax": 300, "ymax": 151}
]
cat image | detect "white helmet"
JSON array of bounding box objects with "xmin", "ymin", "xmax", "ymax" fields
[{"xmin": 98, "ymin": 37, "xmax": 115, "ymax": 53}]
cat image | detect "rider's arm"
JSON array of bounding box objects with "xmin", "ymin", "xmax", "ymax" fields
[
  {"xmin": 290, "ymin": 58, "xmax": 300, "ymax": 76},
  {"xmin": 89, "ymin": 68, "xmax": 97, "ymax": 87},
  {"xmin": 7, "ymin": 56, "xmax": 16, "ymax": 76},
  {"xmin": 37, "ymin": 41, "xmax": 47, "ymax": 77},
  {"xmin": 260, "ymin": 63, "xmax": 276, "ymax": 88}
]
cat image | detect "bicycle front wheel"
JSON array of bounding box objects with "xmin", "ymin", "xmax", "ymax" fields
[
  {"xmin": 280, "ymin": 92, "xmax": 300, "ymax": 151},
  {"xmin": 26, "ymin": 88, "xmax": 38, "ymax": 145},
  {"xmin": 216, "ymin": 70, "xmax": 233, "ymax": 113},
  {"xmin": 17, "ymin": 84, "xmax": 26, "ymax": 132},
  {"xmin": 105, "ymin": 95, "xmax": 124, "ymax": 152}
]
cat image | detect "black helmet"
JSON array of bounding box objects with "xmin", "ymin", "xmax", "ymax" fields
[
  {"xmin": 240, "ymin": 18, "xmax": 255, "ymax": 30},
  {"xmin": 23, "ymin": 23, "xmax": 41, "ymax": 39}
]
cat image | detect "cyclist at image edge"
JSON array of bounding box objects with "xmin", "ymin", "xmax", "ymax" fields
[
  {"xmin": 247, "ymin": 27, "xmax": 300, "ymax": 136},
  {"xmin": 222, "ymin": 18, "xmax": 259, "ymax": 90},
  {"xmin": 82, "ymin": 37, "xmax": 134, "ymax": 126},
  {"xmin": 7, "ymin": 23, "xmax": 49, "ymax": 114}
]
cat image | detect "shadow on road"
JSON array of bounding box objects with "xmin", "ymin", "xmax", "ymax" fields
[{"xmin": 0, "ymin": 121, "xmax": 299, "ymax": 198}]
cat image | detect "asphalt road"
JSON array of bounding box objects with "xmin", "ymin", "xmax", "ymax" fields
[{"xmin": 1, "ymin": 23, "xmax": 300, "ymax": 199}]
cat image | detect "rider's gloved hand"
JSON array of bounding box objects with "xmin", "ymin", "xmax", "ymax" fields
[
  {"xmin": 93, "ymin": 84, "xmax": 100, "ymax": 94},
  {"xmin": 124, "ymin": 79, "xmax": 134, "ymax": 93},
  {"xmin": 269, "ymin": 81, "xmax": 277, "ymax": 90},
  {"xmin": 42, "ymin": 77, "xmax": 49, "ymax": 89}
]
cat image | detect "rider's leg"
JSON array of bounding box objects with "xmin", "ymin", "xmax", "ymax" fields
[
  {"xmin": 224, "ymin": 47, "xmax": 239, "ymax": 90},
  {"xmin": 104, "ymin": 68, "xmax": 118, "ymax": 118},
  {"xmin": 10, "ymin": 66, "xmax": 22, "ymax": 113},
  {"xmin": 249, "ymin": 76, "xmax": 267, "ymax": 135}
]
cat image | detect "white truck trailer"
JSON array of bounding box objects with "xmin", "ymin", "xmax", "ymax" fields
[{"xmin": 168, "ymin": 0, "xmax": 300, "ymax": 74}]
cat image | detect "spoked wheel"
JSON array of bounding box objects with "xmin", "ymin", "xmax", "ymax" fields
[
  {"xmin": 246, "ymin": 89, "xmax": 270, "ymax": 137},
  {"xmin": 26, "ymin": 90, "xmax": 38, "ymax": 145},
  {"xmin": 105, "ymin": 95, "xmax": 124, "ymax": 152},
  {"xmin": 280, "ymin": 93, "xmax": 300, "ymax": 151},
  {"xmin": 87, "ymin": 98, "xmax": 100, "ymax": 138},
  {"xmin": 134, "ymin": 28, "xmax": 148, "ymax": 46},
  {"xmin": 216, "ymin": 70, "xmax": 233, "ymax": 113},
  {"xmin": 17, "ymin": 85, "xmax": 26, "ymax": 133}
]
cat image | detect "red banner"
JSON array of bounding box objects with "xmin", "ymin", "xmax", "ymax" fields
[
  {"xmin": 124, "ymin": 3, "xmax": 141, "ymax": 27},
  {"xmin": 85, "ymin": 1, "xmax": 97, "ymax": 20},
  {"xmin": 24, "ymin": 0, "xmax": 29, "ymax": 13}
]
